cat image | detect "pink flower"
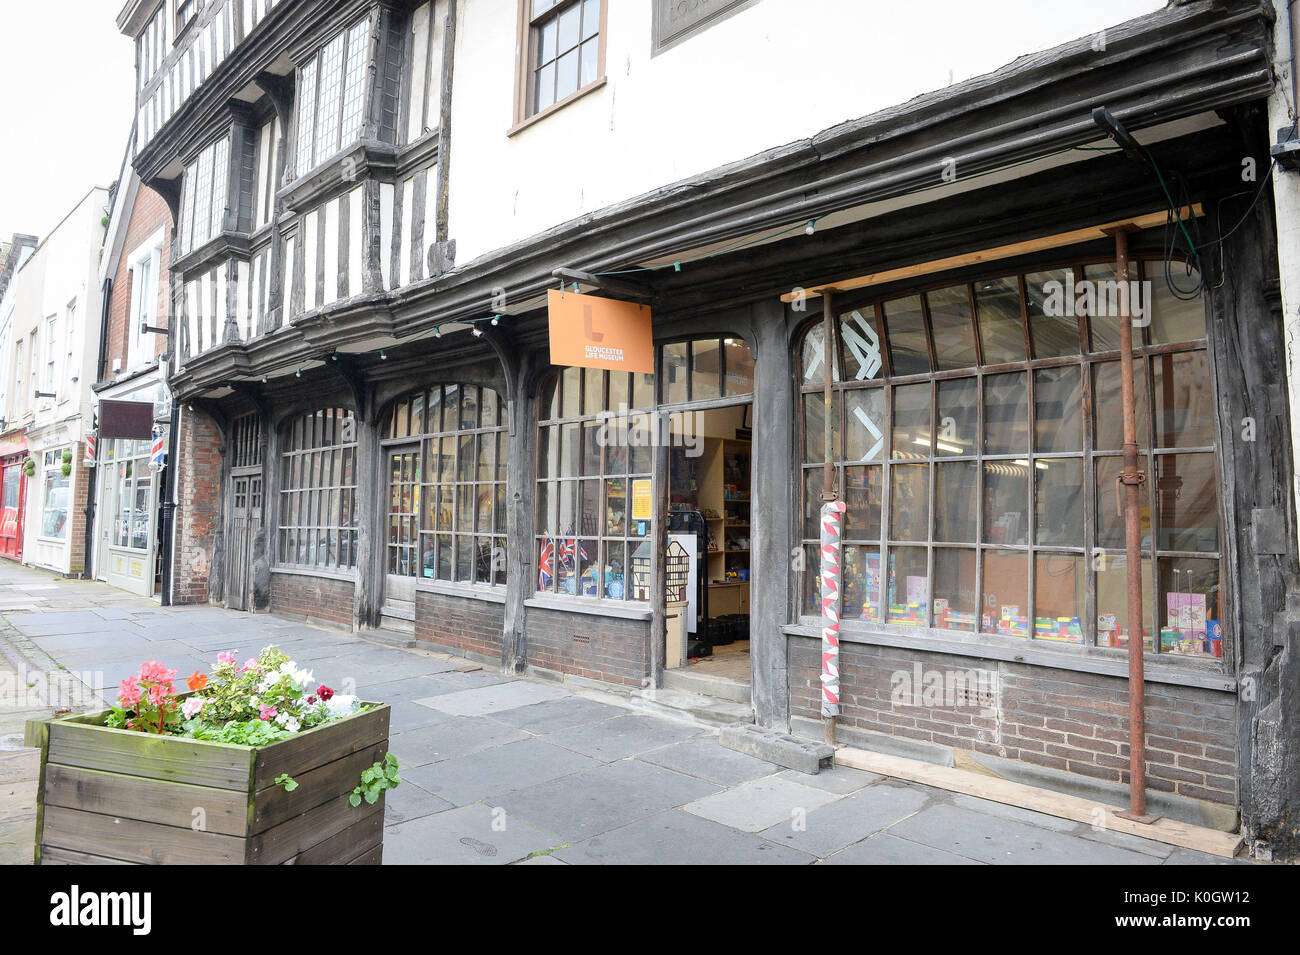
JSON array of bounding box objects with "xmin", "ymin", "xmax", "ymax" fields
[
  {"xmin": 119, "ymin": 676, "xmax": 141, "ymax": 709},
  {"xmin": 239, "ymin": 658, "xmax": 260, "ymax": 674},
  {"xmin": 137, "ymin": 660, "xmax": 177, "ymax": 685},
  {"xmin": 147, "ymin": 683, "xmax": 171, "ymax": 706},
  {"xmin": 216, "ymin": 651, "xmax": 236, "ymax": 666},
  {"xmin": 259, "ymin": 704, "xmax": 278, "ymax": 721},
  {"xmin": 181, "ymin": 697, "xmax": 205, "ymax": 719}
]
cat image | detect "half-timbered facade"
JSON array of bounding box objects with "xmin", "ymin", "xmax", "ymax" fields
[{"xmin": 117, "ymin": 0, "xmax": 1300, "ymax": 859}]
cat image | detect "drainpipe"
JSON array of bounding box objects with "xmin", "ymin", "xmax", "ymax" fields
[
  {"xmin": 1112, "ymin": 226, "xmax": 1156, "ymax": 824},
  {"xmin": 83, "ymin": 278, "xmax": 113, "ymax": 580},
  {"xmin": 160, "ymin": 402, "xmax": 179, "ymax": 606}
]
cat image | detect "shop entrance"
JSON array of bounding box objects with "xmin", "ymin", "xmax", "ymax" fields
[
  {"xmin": 380, "ymin": 445, "xmax": 420, "ymax": 630},
  {"xmin": 227, "ymin": 472, "xmax": 262, "ymax": 610},
  {"xmin": 661, "ymin": 402, "xmax": 754, "ymax": 700}
]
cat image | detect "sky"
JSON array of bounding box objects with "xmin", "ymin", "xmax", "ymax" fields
[{"xmin": 0, "ymin": 0, "xmax": 135, "ymax": 241}]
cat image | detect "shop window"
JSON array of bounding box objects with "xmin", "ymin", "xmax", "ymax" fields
[
  {"xmin": 659, "ymin": 336, "xmax": 755, "ymax": 405},
  {"xmin": 536, "ymin": 366, "xmax": 655, "ymax": 599},
  {"xmin": 40, "ymin": 449, "xmax": 71, "ymax": 541},
  {"xmin": 102, "ymin": 439, "xmax": 153, "ymax": 550},
  {"xmin": 798, "ymin": 260, "xmax": 1221, "ymax": 658},
  {"xmin": 278, "ymin": 408, "xmax": 357, "ymax": 570},
  {"xmin": 382, "ymin": 384, "xmax": 507, "ymax": 586}
]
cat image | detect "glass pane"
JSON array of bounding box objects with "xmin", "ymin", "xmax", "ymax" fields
[
  {"xmin": 1152, "ymin": 351, "xmax": 1215, "ymax": 448},
  {"xmin": 801, "ymin": 322, "xmax": 838, "ymax": 384},
  {"xmin": 609, "ymin": 372, "xmax": 630, "ymax": 411},
  {"xmin": 1083, "ymin": 263, "xmax": 1119, "ymax": 352},
  {"xmin": 1034, "ymin": 553, "xmax": 1085, "ymax": 643},
  {"xmin": 1096, "ymin": 554, "xmax": 1153, "ymax": 650},
  {"xmin": 889, "ymin": 463, "xmax": 929, "ymax": 541},
  {"xmin": 1025, "ymin": 269, "xmax": 1080, "ymax": 358},
  {"xmin": 983, "ymin": 462, "xmax": 1028, "ymax": 545},
  {"xmin": 1158, "ymin": 557, "xmax": 1220, "ymax": 656},
  {"xmin": 886, "ymin": 546, "xmax": 928, "ymax": 626},
  {"xmin": 537, "ymin": 426, "xmax": 558, "ymax": 480},
  {"xmin": 1147, "ymin": 264, "xmax": 1205, "ymax": 343},
  {"xmin": 481, "ymin": 388, "xmax": 498, "ymax": 429},
  {"xmin": 722, "ymin": 337, "xmax": 754, "ymax": 395},
  {"xmin": 632, "ymin": 372, "xmax": 655, "ymax": 410},
  {"xmin": 974, "ymin": 276, "xmax": 1026, "ymax": 365},
  {"xmin": 801, "ymin": 543, "xmax": 821, "ymax": 616},
  {"xmin": 843, "ymin": 545, "xmax": 883, "ymax": 623},
  {"xmin": 605, "ymin": 541, "xmax": 627, "ymax": 600},
  {"xmin": 605, "ymin": 478, "xmax": 627, "ymax": 536},
  {"xmin": 1093, "ymin": 360, "xmax": 1149, "ymax": 450},
  {"xmin": 803, "ymin": 391, "xmax": 841, "ymax": 463},
  {"xmin": 934, "ymin": 461, "xmax": 978, "ymax": 543},
  {"xmin": 561, "ymin": 367, "xmax": 581, "ymax": 417},
  {"xmin": 579, "ymin": 479, "xmax": 601, "ymax": 538},
  {"xmin": 557, "ymin": 2, "xmax": 581, "ymax": 50},
  {"xmin": 495, "ymin": 484, "xmax": 506, "ymax": 534},
  {"xmin": 460, "ymin": 386, "xmax": 479, "ymax": 431},
  {"xmin": 927, "ymin": 286, "xmax": 977, "ymax": 370},
  {"xmin": 436, "ymin": 535, "xmax": 451, "ymax": 580},
  {"xmin": 557, "ymin": 479, "xmax": 577, "ymax": 535},
  {"xmin": 891, "ymin": 383, "xmax": 930, "ymax": 460},
  {"xmin": 983, "ymin": 372, "xmax": 1028, "ymax": 455},
  {"xmin": 845, "ymin": 389, "xmax": 886, "ymax": 462},
  {"xmin": 576, "ymin": 538, "xmax": 598, "ymax": 596},
  {"xmin": 844, "ymin": 466, "xmax": 882, "ymax": 540},
  {"xmin": 839, "ymin": 308, "xmax": 884, "ymax": 382},
  {"xmin": 444, "ymin": 386, "xmax": 460, "ymax": 433},
  {"xmin": 883, "ymin": 296, "xmax": 929, "ymax": 376},
  {"xmin": 559, "ymin": 423, "xmax": 580, "ymax": 477},
  {"xmin": 582, "ymin": 421, "xmax": 602, "ymax": 477},
  {"xmin": 536, "ymin": 482, "xmax": 555, "ymax": 536},
  {"xmin": 1156, "ymin": 453, "xmax": 1218, "ymax": 552},
  {"xmin": 457, "ymin": 433, "xmax": 476, "ymax": 482},
  {"xmin": 457, "ymin": 485, "xmax": 474, "ymax": 532},
  {"xmin": 935, "ymin": 377, "xmax": 977, "ymax": 457},
  {"xmin": 663, "ymin": 342, "xmax": 688, "ymax": 403},
  {"xmin": 691, "ymin": 339, "xmax": 722, "ymax": 401},
  {"xmin": 555, "ymin": 49, "xmax": 579, "ymax": 100},
  {"xmin": 427, "ymin": 386, "xmax": 443, "ymax": 431},
  {"xmin": 582, "ymin": 368, "xmax": 604, "ymax": 416},
  {"xmin": 582, "ymin": 0, "xmax": 600, "ymax": 38},
  {"xmin": 933, "ymin": 548, "xmax": 977, "ymax": 632},
  {"xmin": 1035, "ymin": 458, "xmax": 1084, "ymax": 547},
  {"xmin": 803, "ymin": 469, "xmax": 822, "ymax": 540},
  {"xmin": 1034, "ymin": 366, "xmax": 1082, "ymax": 453},
  {"xmin": 579, "ymin": 37, "xmax": 598, "ymax": 87},
  {"xmin": 982, "ymin": 550, "xmax": 1028, "ymax": 637},
  {"xmin": 537, "ymin": 15, "xmax": 558, "ymax": 60},
  {"xmin": 1095, "ymin": 456, "xmax": 1153, "ymax": 551}
]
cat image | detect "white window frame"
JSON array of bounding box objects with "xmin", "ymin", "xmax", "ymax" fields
[
  {"xmin": 64, "ymin": 298, "xmax": 77, "ymax": 393},
  {"xmin": 39, "ymin": 447, "xmax": 71, "ymax": 543},
  {"xmin": 126, "ymin": 230, "xmax": 165, "ymax": 371},
  {"xmin": 44, "ymin": 315, "xmax": 57, "ymax": 395}
]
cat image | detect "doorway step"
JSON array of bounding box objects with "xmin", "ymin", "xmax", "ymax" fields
[
  {"xmin": 661, "ymin": 667, "xmax": 750, "ymax": 704},
  {"xmin": 627, "ymin": 684, "xmax": 752, "ymax": 727}
]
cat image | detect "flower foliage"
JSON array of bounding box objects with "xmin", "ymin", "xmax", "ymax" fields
[{"xmin": 106, "ymin": 645, "xmax": 365, "ymax": 746}]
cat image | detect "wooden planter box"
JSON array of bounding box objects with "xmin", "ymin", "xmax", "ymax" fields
[{"xmin": 27, "ymin": 702, "xmax": 391, "ymax": 865}]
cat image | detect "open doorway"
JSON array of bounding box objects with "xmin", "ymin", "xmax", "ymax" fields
[{"xmin": 662, "ymin": 402, "xmax": 753, "ymax": 698}]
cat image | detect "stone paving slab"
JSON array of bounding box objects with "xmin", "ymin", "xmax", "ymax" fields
[
  {"xmin": 822, "ymin": 832, "xmax": 986, "ymax": 865},
  {"xmin": 489, "ymin": 758, "xmax": 720, "ymax": 843},
  {"xmin": 637, "ymin": 736, "xmax": 780, "ymax": 787},
  {"xmin": 760, "ymin": 781, "xmax": 931, "ymax": 857},
  {"xmin": 683, "ymin": 775, "xmax": 842, "ymax": 833},
  {"xmin": 487, "ymin": 697, "xmax": 626, "ymax": 733},
  {"xmin": 555, "ymin": 809, "xmax": 816, "ymax": 866},
  {"xmin": 414, "ymin": 680, "xmax": 570, "ymax": 717},
  {"xmin": 388, "ymin": 719, "xmax": 529, "ymax": 767},
  {"xmin": 382, "ymin": 803, "xmax": 565, "ymax": 865},
  {"xmin": 403, "ymin": 738, "xmax": 600, "ymax": 807},
  {"xmin": 540, "ymin": 713, "xmax": 704, "ymax": 762},
  {"xmin": 947, "ymin": 792, "xmax": 1085, "ymax": 834},
  {"xmin": 778, "ymin": 765, "xmax": 882, "ymax": 794},
  {"xmin": 888, "ymin": 804, "xmax": 1161, "ymax": 865},
  {"xmin": 383, "ymin": 780, "xmax": 456, "ymax": 826}
]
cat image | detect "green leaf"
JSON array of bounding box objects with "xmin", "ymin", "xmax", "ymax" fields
[
  {"xmin": 349, "ymin": 791, "xmax": 362, "ymax": 807},
  {"xmin": 364, "ymin": 789, "xmax": 379, "ymax": 805}
]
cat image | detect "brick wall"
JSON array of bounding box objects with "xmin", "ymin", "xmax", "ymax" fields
[
  {"xmin": 788, "ymin": 636, "xmax": 1238, "ymax": 807},
  {"xmin": 104, "ymin": 183, "xmax": 172, "ymax": 376},
  {"xmin": 525, "ymin": 607, "xmax": 650, "ymax": 686},
  {"xmin": 414, "ymin": 590, "xmax": 504, "ymax": 659},
  {"xmin": 67, "ymin": 448, "xmax": 88, "ymax": 574},
  {"xmin": 172, "ymin": 408, "xmax": 221, "ymax": 604},
  {"xmin": 271, "ymin": 571, "xmax": 355, "ymax": 628}
]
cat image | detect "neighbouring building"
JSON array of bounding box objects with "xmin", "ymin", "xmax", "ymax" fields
[
  {"xmin": 114, "ymin": 0, "xmax": 1300, "ymax": 858},
  {"xmin": 0, "ymin": 188, "xmax": 110, "ymax": 577},
  {"xmin": 0, "ymin": 233, "xmax": 39, "ymax": 563},
  {"xmin": 90, "ymin": 135, "xmax": 175, "ymax": 597}
]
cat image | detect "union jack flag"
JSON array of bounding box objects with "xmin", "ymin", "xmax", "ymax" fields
[
  {"xmin": 560, "ymin": 538, "xmax": 589, "ymax": 569},
  {"xmin": 538, "ymin": 538, "xmax": 555, "ymax": 590}
]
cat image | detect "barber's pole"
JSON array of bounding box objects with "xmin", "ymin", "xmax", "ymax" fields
[
  {"xmin": 83, "ymin": 434, "xmax": 97, "ymax": 468},
  {"xmin": 149, "ymin": 430, "xmax": 166, "ymax": 471},
  {"xmin": 819, "ymin": 499, "xmax": 847, "ymax": 719}
]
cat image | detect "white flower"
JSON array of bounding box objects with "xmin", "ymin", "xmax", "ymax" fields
[
  {"xmin": 274, "ymin": 711, "xmax": 290, "ymax": 726},
  {"xmin": 324, "ymin": 694, "xmax": 360, "ymax": 719},
  {"xmin": 249, "ymin": 695, "xmax": 260, "ymax": 708},
  {"xmin": 284, "ymin": 717, "xmax": 301, "ymax": 734}
]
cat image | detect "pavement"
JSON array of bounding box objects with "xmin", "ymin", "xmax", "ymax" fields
[{"xmin": 0, "ymin": 560, "xmax": 1241, "ymax": 865}]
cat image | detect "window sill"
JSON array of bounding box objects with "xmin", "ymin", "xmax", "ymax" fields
[
  {"xmin": 526, "ymin": 594, "xmax": 651, "ymax": 620},
  {"xmin": 415, "ymin": 578, "xmax": 506, "ymax": 604},
  {"xmin": 35, "ymin": 536, "xmax": 69, "ymax": 546},
  {"xmin": 508, "ymin": 77, "xmax": 607, "ymax": 138},
  {"xmin": 271, "ymin": 564, "xmax": 358, "ymax": 584},
  {"xmin": 782, "ymin": 620, "xmax": 1235, "ymax": 692}
]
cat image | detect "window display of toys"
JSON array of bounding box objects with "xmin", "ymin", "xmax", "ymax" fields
[
  {"xmin": 1034, "ymin": 616, "xmax": 1084, "ymax": 642},
  {"xmin": 1208, "ymin": 620, "xmax": 1222, "ymax": 657},
  {"xmin": 996, "ymin": 605, "xmax": 1029, "ymax": 637}
]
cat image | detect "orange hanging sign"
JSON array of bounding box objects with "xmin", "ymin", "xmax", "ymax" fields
[{"xmin": 547, "ymin": 289, "xmax": 654, "ymax": 374}]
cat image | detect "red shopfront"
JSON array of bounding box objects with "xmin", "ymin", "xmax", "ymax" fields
[{"xmin": 0, "ymin": 431, "xmax": 29, "ymax": 562}]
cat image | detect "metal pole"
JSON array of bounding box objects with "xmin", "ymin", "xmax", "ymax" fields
[
  {"xmin": 1112, "ymin": 226, "xmax": 1157, "ymax": 824},
  {"xmin": 821, "ymin": 291, "xmax": 838, "ymax": 746}
]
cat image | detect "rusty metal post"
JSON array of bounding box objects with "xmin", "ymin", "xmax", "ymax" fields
[
  {"xmin": 821, "ymin": 290, "xmax": 838, "ymax": 746},
  {"xmin": 1112, "ymin": 227, "xmax": 1157, "ymax": 824}
]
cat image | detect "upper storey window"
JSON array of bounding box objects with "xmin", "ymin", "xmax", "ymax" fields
[
  {"xmin": 518, "ymin": 0, "xmax": 604, "ymax": 123},
  {"xmin": 178, "ymin": 135, "xmax": 230, "ymax": 256},
  {"xmin": 294, "ymin": 19, "xmax": 372, "ymax": 178},
  {"xmin": 175, "ymin": 0, "xmax": 203, "ymax": 37}
]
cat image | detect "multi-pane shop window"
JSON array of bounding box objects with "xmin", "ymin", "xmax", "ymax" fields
[
  {"xmin": 383, "ymin": 384, "xmax": 508, "ymax": 586},
  {"xmin": 294, "ymin": 19, "xmax": 372, "ymax": 176},
  {"xmin": 524, "ymin": 0, "xmax": 603, "ymax": 116},
  {"xmin": 178, "ymin": 136, "xmax": 230, "ymax": 255},
  {"xmin": 41, "ymin": 449, "xmax": 71, "ymax": 541},
  {"xmin": 660, "ymin": 336, "xmax": 755, "ymax": 404},
  {"xmin": 536, "ymin": 366, "xmax": 656, "ymax": 600},
  {"xmin": 798, "ymin": 259, "xmax": 1222, "ymax": 659},
  {"xmin": 278, "ymin": 408, "xmax": 357, "ymax": 569}
]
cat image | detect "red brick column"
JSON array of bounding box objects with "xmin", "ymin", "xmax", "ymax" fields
[{"xmin": 171, "ymin": 407, "xmax": 222, "ymax": 603}]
